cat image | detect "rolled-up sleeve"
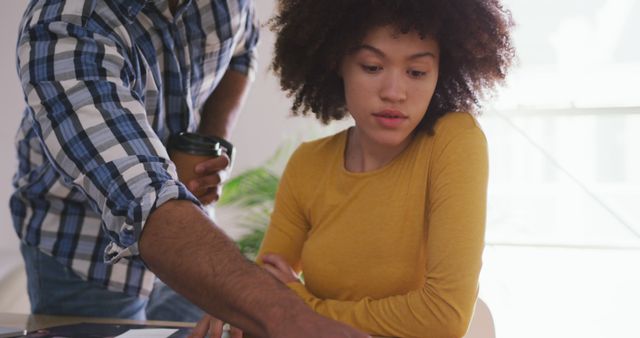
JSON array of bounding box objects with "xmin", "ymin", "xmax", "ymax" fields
[
  {"xmin": 228, "ymin": 1, "xmax": 259, "ymax": 76},
  {"xmin": 17, "ymin": 20, "xmax": 200, "ymax": 263}
]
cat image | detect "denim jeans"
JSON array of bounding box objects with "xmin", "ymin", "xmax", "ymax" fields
[
  {"xmin": 20, "ymin": 243, "xmax": 204, "ymax": 322},
  {"xmin": 146, "ymin": 279, "xmax": 205, "ymax": 321}
]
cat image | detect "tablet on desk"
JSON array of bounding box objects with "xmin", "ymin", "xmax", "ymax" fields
[
  {"xmin": 0, "ymin": 326, "xmax": 27, "ymax": 338},
  {"xmin": 22, "ymin": 322, "xmax": 192, "ymax": 338}
]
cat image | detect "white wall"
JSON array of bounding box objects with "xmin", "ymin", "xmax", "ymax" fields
[
  {"xmin": 0, "ymin": 1, "xmax": 29, "ymax": 255},
  {"xmin": 0, "ymin": 0, "xmax": 30, "ymax": 314},
  {"xmin": 231, "ymin": 0, "xmax": 324, "ymax": 170}
]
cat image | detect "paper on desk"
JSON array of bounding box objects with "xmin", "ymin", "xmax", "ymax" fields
[{"xmin": 116, "ymin": 328, "xmax": 179, "ymax": 338}]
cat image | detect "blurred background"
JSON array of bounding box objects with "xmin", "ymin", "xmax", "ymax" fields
[{"xmin": 0, "ymin": 1, "xmax": 638, "ymax": 337}]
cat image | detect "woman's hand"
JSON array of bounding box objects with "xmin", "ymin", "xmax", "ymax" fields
[
  {"xmin": 189, "ymin": 314, "xmax": 243, "ymax": 338},
  {"xmin": 261, "ymin": 253, "xmax": 301, "ymax": 284},
  {"xmin": 188, "ymin": 154, "xmax": 231, "ymax": 205}
]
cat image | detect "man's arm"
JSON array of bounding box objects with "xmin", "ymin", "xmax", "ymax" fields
[
  {"xmin": 185, "ymin": 68, "xmax": 250, "ymax": 205},
  {"xmin": 188, "ymin": 0, "xmax": 258, "ymax": 203},
  {"xmin": 140, "ymin": 200, "xmax": 369, "ymax": 338},
  {"xmin": 195, "ymin": 0, "xmax": 259, "ymax": 140},
  {"xmin": 184, "ymin": 69, "xmax": 251, "ymax": 204},
  {"xmin": 197, "ymin": 69, "xmax": 249, "ymax": 140}
]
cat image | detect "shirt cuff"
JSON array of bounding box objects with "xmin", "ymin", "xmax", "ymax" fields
[
  {"xmin": 104, "ymin": 179, "xmax": 200, "ymax": 264},
  {"xmin": 229, "ymin": 53, "xmax": 257, "ymax": 79}
]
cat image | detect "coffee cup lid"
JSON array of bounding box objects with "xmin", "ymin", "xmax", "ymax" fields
[{"xmin": 169, "ymin": 132, "xmax": 223, "ymax": 157}]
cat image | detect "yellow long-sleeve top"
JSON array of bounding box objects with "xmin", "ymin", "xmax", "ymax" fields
[{"xmin": 258, "ymin": 112, "xmax": 488, "ymax": 338}]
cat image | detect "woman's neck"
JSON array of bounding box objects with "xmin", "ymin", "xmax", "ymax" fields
[{"xmin": 344, "ymin": 128, "xmax": 413, "ymax": 173}]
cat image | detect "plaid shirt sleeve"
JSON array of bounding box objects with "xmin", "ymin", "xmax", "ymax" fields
[
  {"xmin": 228, "ymin": 1, "xmax": 260, "ymax": 76},
  {"xmin": 17, "ymin": 18, "xmax": 201, "ymax": 263}
]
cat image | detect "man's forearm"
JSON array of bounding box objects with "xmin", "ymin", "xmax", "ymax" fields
[
  {"xmin": 197, "ymin": 69, "xmax": 251, "ymax": 139},
  {"xmin": 139, "ymin": 200, "xmax": 305, "ymax": 336}
]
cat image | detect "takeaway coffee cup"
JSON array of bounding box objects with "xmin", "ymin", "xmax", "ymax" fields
[{"xmin": 168, "ymin": 132, "xmax": 234, "ymax": 192}]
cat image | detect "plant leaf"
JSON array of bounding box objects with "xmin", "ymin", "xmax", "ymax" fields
[
  {"xmin": 237, "ymin": 228, "xmax": 266, "ymax": 261},
  {"xmin": 220, "ymin": 167, "xmax": 279, "ymax": 207}
]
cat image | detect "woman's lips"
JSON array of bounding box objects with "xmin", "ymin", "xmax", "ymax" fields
[{"xmin": 372, "ymin": 110, "xmax": 408, "ymax": 128}]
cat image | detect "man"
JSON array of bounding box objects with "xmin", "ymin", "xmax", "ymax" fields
[{"xmin": 11, "ymin": 0, "xmax": 368, "ymax": 337}]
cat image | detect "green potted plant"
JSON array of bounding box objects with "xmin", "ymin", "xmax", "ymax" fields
[{"xmin": 218, "ymin": 144, "xmax": 293, "ymax": 260}]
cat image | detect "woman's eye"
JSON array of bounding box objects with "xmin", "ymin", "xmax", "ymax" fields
[
  {"xmin": 360, "ymin": 64, "xmax": 382, "ymax": 73},
  {"xmin": 408, "ymin": 70, "xmax": 427, "ymax": 78}
]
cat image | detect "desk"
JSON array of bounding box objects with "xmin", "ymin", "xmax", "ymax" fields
[
  {"xmin": 0, "ymin": 313, "xmax": 388, "ymax": 337},
  {"xmin": 0, "ymin": 313, "xmax": 192, "ymax": 336}
]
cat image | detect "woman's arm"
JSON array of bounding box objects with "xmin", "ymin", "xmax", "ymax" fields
[{"xmin": 256, "ymin": 146, "xmax": 311, "ymax": 271}]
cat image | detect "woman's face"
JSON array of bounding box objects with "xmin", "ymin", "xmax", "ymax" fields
[{"xmin": 340, "ymin": 25, "xmax": 440, "ymax": 148}]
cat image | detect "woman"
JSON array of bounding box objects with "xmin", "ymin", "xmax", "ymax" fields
[{"xmin": 195, "ymin": 1, "xmax": 514, "ymax": 337}]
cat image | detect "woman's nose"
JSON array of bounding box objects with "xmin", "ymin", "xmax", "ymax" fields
[{"xmin": 379, "ymin": 70, "xmax": 407, "ymax": 102}]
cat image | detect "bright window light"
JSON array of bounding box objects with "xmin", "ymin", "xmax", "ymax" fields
[{"xmin": 478, "ymin": 1, "xmax": 640, "ymax": 337}]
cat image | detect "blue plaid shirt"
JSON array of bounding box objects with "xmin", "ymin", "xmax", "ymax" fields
[{"xmin": 11, "ymin": 0, "xmax": 259, "ymax": 297}]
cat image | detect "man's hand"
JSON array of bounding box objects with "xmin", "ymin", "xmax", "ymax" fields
[
  {"xmin": 188, "ymin": 154, "xmax": 231, "ymax": 205},
  {"xmin": 190, "ymin": 314, "xmax": 243, "ymax": 338}
]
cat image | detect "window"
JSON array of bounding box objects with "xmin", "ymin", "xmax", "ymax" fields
[{"xmin": 479, "ymin": 1, "xmax": 640, "ymax": 336}]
